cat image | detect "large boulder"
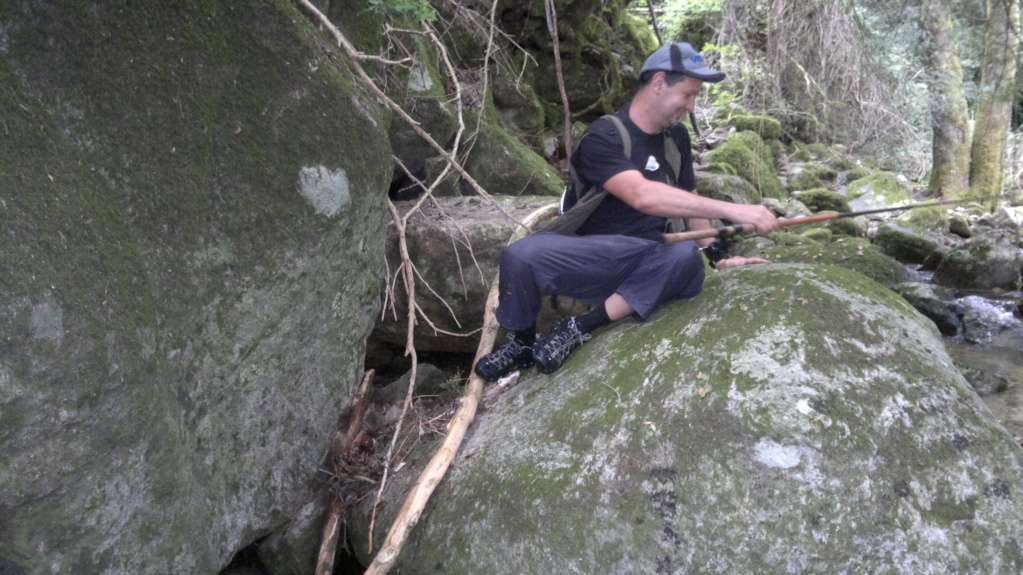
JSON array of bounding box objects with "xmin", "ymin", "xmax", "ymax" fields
[
  {"xmin": 352, "ymin": 264, "xmax": 1023, "ymax": 573},
  {"xmin": 933, "ymin": 231, "xmax": 1023, "ymax": 291},
  {"xmin": 0, "ymin": 2, "xmax": 390, "ymax": 573}
]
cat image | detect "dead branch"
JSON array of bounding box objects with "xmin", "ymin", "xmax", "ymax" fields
[
  {"xmin": 365, "ymin": 199, "xmax": 423, "ymax": 554},
  {"xmin": 361, "ymin": 202, "xmax": 558, "ymax": 574},
  {"xmin": 316, "ymin": 369, "xmax": 375, "ymax": 575},
  {"xmin": 544, "ymin": 0, "xmax": 573, "ymax": 159}
]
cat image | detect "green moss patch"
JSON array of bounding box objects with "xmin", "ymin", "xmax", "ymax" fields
[{"xmin": 705, "ymin": 131, "xmax": 785, "ymax": 200}]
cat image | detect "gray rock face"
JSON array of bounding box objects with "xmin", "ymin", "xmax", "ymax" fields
[
  {"xmin": 891, "ymin": 282, "xmax": 962, "ymax": 336},
  {"xmin": 0, "ymin": 3, "xmax": 390, "ymax": 573},
  {"xmin": 934, "ymin": 231, "xmax": 1023, "ymax": 291},
  {"xmin": 354, "ymin": 264, "xmax": 1023, "ymax": 574}
]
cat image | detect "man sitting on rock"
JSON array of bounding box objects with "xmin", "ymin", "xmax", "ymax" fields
[{"xmin": 474, "ymin": 42, "xmax": 778, "ymax": 382}]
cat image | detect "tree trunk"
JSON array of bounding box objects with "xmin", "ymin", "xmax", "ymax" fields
[
  {"xmin": 969, "ymin": 0, "xmax": 1020, "ymax": 208},
  {"xmin": 920, "ymin": 0, "xmax": 971, "ymax": 198}
]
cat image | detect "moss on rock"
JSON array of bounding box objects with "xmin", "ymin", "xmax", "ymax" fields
[
  {"xmin": 845, "ymin": 172, "xmax": 912, "ymax": 210},
  {"xmin": 704, "ymin": 131, "xmax": 785, "ymax": 201},
  {"xmin": 726, "ymin": 114, "xmax": 783, "ymax": 140},
  {"xmin": 350, "ymin": 264, "xmax": 1023, "ymax": 574},
  {"xmin": 0, "ymin": 2, "xmax": 391, "ymax": 573},
  {"xmin": 736, "ymin": 237, "xmax": 909, "ymax": 286},
  {"xmin": 795, "ymin": 188, "xmax": 851, "ymax": 213}
]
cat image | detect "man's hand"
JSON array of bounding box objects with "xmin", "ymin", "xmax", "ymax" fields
[
  {"xmin": 715, "ymin": 256, "xmax": 771, "ymax": 270},
  {"xmin": 727, "ymin": 203, "xmax": 780, "ymax": 235}
]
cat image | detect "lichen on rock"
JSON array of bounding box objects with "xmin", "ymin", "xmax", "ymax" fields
[{"xmin": 352, "ymin": 264, "xmax": 1023, "ymax": 574}]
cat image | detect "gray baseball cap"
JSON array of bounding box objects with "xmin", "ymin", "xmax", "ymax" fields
[{"xmin": 641, "ymin": 42, "xmax": 726, "ymax": 83}]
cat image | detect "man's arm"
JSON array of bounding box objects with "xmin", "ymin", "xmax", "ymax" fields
[{"xmin": 603, "ymin": 169, "xmax": 780, "ymax": 235}]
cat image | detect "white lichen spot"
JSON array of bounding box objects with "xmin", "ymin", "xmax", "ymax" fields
[
  {"xmin": 30, "ymin": 301, "xmax": 64, "ymax": 343},
  {"xmin": 408, "ymin": 63, "xmax": 433, "ymax": 92},
  {"xmin": 877, "ymin": 393, "xmax": 914, "ymax": 430},
  {"xmin": 754, "ymin": 437, "xmax": 805, "ymax": 469},
  {"xmin": 796, "ymin": 398, "xmax": 813, "ymax": 415},
  {"xmin": 299, "ymin": 166, "xmax": 350, "ymax": 217}
]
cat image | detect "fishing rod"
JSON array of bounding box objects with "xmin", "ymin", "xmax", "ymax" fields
[{"xmin": 662, "ymin": 198, "xmax": 967, "ymax": 245}]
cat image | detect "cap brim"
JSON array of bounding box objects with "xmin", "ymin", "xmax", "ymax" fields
[{"xmin": 685, "ymin": 67, "xmax": 726, "ymax": 82}]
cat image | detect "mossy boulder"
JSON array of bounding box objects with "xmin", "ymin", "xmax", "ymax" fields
[
  {"xmin": 502, "ymin": 0, "xmax": 657, "ymax": 120},
  {"xmin": 933, "ymin": 231, "xmax": 1023, "ymax": 291},
  {"xmin": 462, "ymin": 120, "xmax": 565, "ymax": 197},
  {"xmin": 352, "ymin": 264, "xmax": 1023, "ymax": 574},
  {"xmin": 725, "ymin": 114, "xmax": 783, "ymax": 140},
  {"xmin": 787, "ymin": 164, "xmax": 839, "ymax": 192},
  {"xmin": 827, "ymin": 216, "xmax": 867, "ymax": 238},
  {"xmin": 388, "ymin": 37, "xmax": 460, "ymax": 177},
  {"xmin": 800, "ymin": 227, "xmax": 834, "ymax": 244},
  {"xmin": 794, "ymin": 188, "xmax": 851, "ymax": 213},
  {"xmin": 703, "ymin": 162, "xmax": 739, "ymax": 176},
  {"xmin": 842, "ymin": 166, "xmax": 872, "ymax": 184},
  {"xmin": 873, "ymin": 223, "xmax": 941, "ymax": 264},
  {"xmin": 695, "ymin": 171, "xmax": 762, "ymax": 206},
  {"xmin": 0, "ymin": 3, "xmax": 391, "ymax": 573},
  {"xmin": 388, "ymin": 36, "xmax": 562, "ymax": 198},
  {"xmin": 734, "ymin": 237, "xmax": 909, "ymax": 286},
  {"xmin": 704, "ymin": 131, "xmax": 786, "ymax": 201},
  {"xmin": 902, "ymin": 205, "xmax": 952, "ymax": 232},
  {"xmin": 845, "ymin": 172, "xmax": 912, "ymax": 211},
  {"xmin": 763, "ymin": 197, "xmax": 813, "ymax": 219},
  {"xmin": 950, "ymin": 212, "xmax": 973, "ymax": 238}
]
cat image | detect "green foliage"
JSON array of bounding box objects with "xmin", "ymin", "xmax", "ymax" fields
[
  {"xmin": 367, "ymin": 0, "xmax": 436, "ymax": 22},
  {"xmin": 659, "ymin": 0, "xmax": 728, "ymax": 46}
]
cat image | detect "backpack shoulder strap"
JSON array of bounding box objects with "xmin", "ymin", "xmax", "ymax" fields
[
  {"xmin": 538, "ymin": 114, "xmax": 625, "ymax": 236},
  {"xmin": 664, "ymin": 124, "xmax": 691, "ymax": 233},
  {"xmin": 605, "ymin": 114, "xmax": 631, "ymax": 160}
]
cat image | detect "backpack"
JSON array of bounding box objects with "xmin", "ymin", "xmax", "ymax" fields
[{"xmin": 539, "ymin": 114, "xmax": 689, "ymax": 236}]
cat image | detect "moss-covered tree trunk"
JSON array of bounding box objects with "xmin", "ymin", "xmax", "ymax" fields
[
  {"xmin": 920, "ymin": 0, "xmax": 971, "ymax": 198},
  {"xmin": 969, "ymin": 0, "xmax": 1020, "ymax": 209}
]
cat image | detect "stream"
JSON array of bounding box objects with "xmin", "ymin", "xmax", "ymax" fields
[{"xmin": 941, "ymin": 291, "xmax": 1023, "ymax": 440}]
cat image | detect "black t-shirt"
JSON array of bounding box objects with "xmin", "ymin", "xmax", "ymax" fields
[{"xmin": 572, "ymin": 106, "xmax": 697, "ymax": 240}]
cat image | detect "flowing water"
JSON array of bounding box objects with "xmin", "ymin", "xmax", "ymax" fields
[{"xmin": 941, "ymin": 292, "xmax": 1023, "ymax": 439}]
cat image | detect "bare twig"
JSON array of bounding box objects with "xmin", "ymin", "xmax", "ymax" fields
[{"xmin": 544, "ymin": 0, "xmax": 573, "ymax": 159}]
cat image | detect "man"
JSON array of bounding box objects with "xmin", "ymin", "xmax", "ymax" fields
[{"xmin": 474, "ymin": 42, "xmax": 778, "ymax": 382}]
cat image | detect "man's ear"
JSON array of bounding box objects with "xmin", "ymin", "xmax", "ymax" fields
[{"xmin": 652, "ymin": 71, "xmax": 668, "ymax": 92}]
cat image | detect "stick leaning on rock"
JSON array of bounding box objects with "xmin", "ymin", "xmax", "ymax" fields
[{"xmin": 362, "ymin": 202, "xmax": 559, "ymax": 575}]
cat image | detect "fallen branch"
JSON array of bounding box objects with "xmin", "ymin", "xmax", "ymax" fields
[
  {"xmin": 362, "ymin": 202, "xmax": 559, "ymax": 575},
  {"xmin": 316, "ymin": 369, "xmax": 375, "ymax": 575}
]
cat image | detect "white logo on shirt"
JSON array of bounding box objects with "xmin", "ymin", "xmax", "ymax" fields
[{"xmin": 645, "ymin": 155, "xmax": 660, "ymax": 171}]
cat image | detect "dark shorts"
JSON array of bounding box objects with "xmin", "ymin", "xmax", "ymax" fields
[{"xmin": 495, "ymin": 233, "xmax": 705, "ymax": 331}]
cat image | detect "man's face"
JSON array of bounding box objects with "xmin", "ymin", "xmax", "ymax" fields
[{"xmin": 657, "ymin": 74, "xmax": 704, "ymax": 128}]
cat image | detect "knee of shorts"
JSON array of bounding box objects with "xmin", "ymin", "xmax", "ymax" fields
[
  {"xmin": 663, "ymin": 241, "xmax": 702, "ymax": 268},
  {"xmin": 501, "ymin": 234, "xmax": 548, "ymax": 266}
]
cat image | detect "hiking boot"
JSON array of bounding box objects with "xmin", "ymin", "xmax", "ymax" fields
[
  {"xmin": 533, "ymin": 317, "xmax": 591, "ymax": 375},
  {"xmin": 474, "ymin": 334, "xmax": 534, "ymax": 382}
]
